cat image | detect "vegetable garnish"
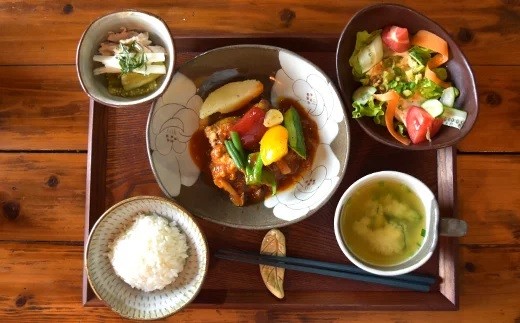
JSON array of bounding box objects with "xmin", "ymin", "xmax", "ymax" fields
[
  {"xmin": 224, "ymin": 139, "xmax": 246, "ymax": 170},
  {"xmin": 284, "ymin": 107, "xmax": 307, "ymax": 159},
  {"xmin": 411, "ymin": 30, "xmax": 450, "ymax": 88},
  {"xmin": 117, "ymin": 41, "xmax": 148, "ymax": 74},
  {"xmin": 374, "ymin": 91, "xmax": 411, "ymax": 145},
  {"xmin": 230, "ymin": 131, "xmax": 247, "ymax": 162},
  {"xmin": 260, "ymin": 125, "xmax": 289, "ymax": 166}
]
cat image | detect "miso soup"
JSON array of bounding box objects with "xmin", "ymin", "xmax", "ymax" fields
[{"xmin": 340, "ymin": 179, "xmax": 426, "ymax": 266}]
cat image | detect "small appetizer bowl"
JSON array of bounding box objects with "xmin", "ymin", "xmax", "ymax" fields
[
  {"xmin": 85, "ymin": 196, "xmax": 208, "ymax": 320},
  {"xmin": 336, "ymin": 3, "xmax": 478, "ymax": 150},
  {"xmin": 76, "ymin": 10, "xmax": 175, "ymax": 107}
]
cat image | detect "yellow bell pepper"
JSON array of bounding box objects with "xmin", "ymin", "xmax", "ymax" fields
[{"xmin": 260, "ymin": 125, "xmax": 289, "ymax": 166}]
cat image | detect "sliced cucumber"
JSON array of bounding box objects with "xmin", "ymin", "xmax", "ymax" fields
[
  {"xmin": 421, "ymin": 99, "xmax": 444, "ymax": 118},
  {"xmin": 357, "ymin": 35, "xmax": 384, "ymax": 73},
  {"xmin": 121, "ymin": 72, "xmax": 161, "ymax": 91},
  {"xmin": 352, "ymin": 86, "xmax": 377, "ymax": 104},
  {"xmin": 439, "ymin": 87, "xmax": 458, "ymax": 108},
  {"xmin": 441, "ymin": 106, "xmax": 467, "ymax": 129}
]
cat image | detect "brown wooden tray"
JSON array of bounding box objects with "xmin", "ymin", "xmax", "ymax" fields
[{"xmin": 83, "ymin": 36, "xmax": 458, "ymax": 311}]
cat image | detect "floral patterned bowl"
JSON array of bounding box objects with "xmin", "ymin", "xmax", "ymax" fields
[{"xmin": 146, "ymin": 45, "xmax": 350, "ymax": 229}]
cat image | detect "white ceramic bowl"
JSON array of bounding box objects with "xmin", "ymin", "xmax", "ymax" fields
[
  {"xmin": 334, "ymin": 171, "xmax": 438, "ymax": 276},
  {"xmin": 146, "ymin": 45, "xmax": 350, "ymax": 229},
  {"xmin": 85, "ymin": 196, "xmax": 208, "ymax": 320},
  {"xmin": 76, "ymin": 10, "xmax": 175, "ymax": 107}
]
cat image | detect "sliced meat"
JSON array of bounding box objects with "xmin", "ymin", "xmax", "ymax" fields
[{"xmin": 107, "ymin": 28, "xmax": 139, "ymax": 42}]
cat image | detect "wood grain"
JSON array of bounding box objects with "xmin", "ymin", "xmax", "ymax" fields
[
  {"xmin": 1, "ymin": 64, "xmax": 519, "ymax": 152},
  {"xmin": 0, "ymin": 1, "xmax": 518, "ymax": 66},
  {"xmin": 458, "ymin": 155, "xmax": 520, "ymax": 245},
  {"xmin": 0, "ymin": 243, "xmax": 517, "ymax": 322},
  {"xmin": 0, "ymin": 153, "xmax": 86, "ymax": 242},
  {"xmin": 458, "ymin": 66, "xmax": 520, "ymax": 153},
  {"xmin": 0, "ymin": 66, "xmax": 89, "ymax": 151},
  {"xmin": 0, "ymin": 149, "xmax": 517, "ymax": 246}
]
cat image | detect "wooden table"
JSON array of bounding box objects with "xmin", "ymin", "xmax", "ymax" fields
[{"xmin": 0, "ymin": 1, "xmax": 518, "ymax": 322}]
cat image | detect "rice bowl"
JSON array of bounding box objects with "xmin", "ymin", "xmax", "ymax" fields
[{"xmin": 85, "ymin": 196, "xmax": 208, "ymax": 320}]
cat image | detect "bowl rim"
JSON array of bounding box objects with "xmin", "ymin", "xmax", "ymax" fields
[
  {"xmin": 76, "ymin": 9, "xmax": 176, "ymax": 108},
  {"xmin": 145, "ymin": 43, "xmax": 351, "ymax": 230},
  {"xmin": 84, "ymin": 195, "xmax": 209, "ymax": 320},
  {"xmin": 335, "ymin": 3, "xmax": 479, "ymax": 150}
]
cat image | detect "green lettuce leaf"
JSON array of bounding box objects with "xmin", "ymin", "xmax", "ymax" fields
[
  {"xmin": 352, "ymin": 97, "xmax": 385, "ymax": 126},
  {"xmin": 349, "ymin": 30, "xmax": 381, "ymax": 80},
  {"xmin": 417, "ymin": 78, "xmax": 443, "ymax": 99}
]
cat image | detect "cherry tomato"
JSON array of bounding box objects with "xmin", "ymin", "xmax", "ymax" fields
[
  {"xmin": 382, "ymin": 26, "xmax": 410, "ymax": 53},
  {"xmin": 405, "ymin": 106, "xmax": 443, "ymax": 144},
  {"xmin": 231, "ymin": 106, "xmax": 267, "ymax": 150}
]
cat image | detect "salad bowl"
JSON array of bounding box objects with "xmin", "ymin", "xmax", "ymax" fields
[
  {"xmin": 146, "ymin": 45, "xmax": 350, "ymax": 229},
  {"xmin": 336, "ymin": 3, "xmax": 478, "ymax": 150}
]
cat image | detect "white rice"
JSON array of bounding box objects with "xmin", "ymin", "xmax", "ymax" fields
[{"xmin": 108, "ymin": 213, "xmax": 189, "ymax": 292}]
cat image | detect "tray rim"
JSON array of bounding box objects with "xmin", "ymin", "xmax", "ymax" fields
[{"xmin": 82, "ymin": 36, "xmax": 458, "ymax": 311}]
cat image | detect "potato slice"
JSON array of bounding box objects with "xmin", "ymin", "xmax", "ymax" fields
[
  {"xmin": 199, "ymin": 80, "xmax": 263, "ymax": 119},
  {"xmin": 259, "ymin": 229, "xmax": 286, "ymax": 299}
]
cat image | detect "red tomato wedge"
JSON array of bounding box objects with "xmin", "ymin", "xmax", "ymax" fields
[
  {"xmin": 405, "ymin": 106, "xmax": 443, "ymax": 144},
  {"xmin": 231, "ymin": 106, "xmax": 267, "ymax": 150},
  {"xmin": 382, "ymin": 26, "xmax": 410, "ymax": 53}
]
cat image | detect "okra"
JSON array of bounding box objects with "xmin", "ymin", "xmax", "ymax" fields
[{"xmin": 284, "ymin": 107, "xmax": 307, "ymax": 159}]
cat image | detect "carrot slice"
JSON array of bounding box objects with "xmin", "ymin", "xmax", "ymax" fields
[
  {"xmin": 374, "ymin": 91, "xmax": 411, "ymax": 146},
  {"xmin": 412, "ymin": 30, "xmax": 451, "ymax": 88}
]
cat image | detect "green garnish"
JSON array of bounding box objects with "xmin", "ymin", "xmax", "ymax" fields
[
  {"xmin": 224, "ymin": 140, "xmax": 245, "ymax": 170},
  {"xmin": 284, "ymin": 107, "xmax": 307, "ymax": 159},
  {"xmin": 116, "ymin": 41, "xmax": 148, "ymax": 74},
  {"xmin": 230, "ymin": 131, "xmax": 246, "ymax": 162},
  {"xmin": 421, "ymin": 228, "xmax": 426, "ymax": 237}
]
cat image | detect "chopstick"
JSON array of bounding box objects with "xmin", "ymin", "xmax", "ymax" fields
[{"xmin": 215, "ymin": 249, "xmax": 437, "ymax": 292}]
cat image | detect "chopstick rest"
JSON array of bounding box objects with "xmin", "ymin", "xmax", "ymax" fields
[{"xmin": 215, "ymin": 249, "xmax": 437, "ymax": 292}]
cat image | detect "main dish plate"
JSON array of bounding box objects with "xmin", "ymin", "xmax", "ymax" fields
[{"xmin": 146, "ymin": 45, "xmax": 350, "ymax": 229}]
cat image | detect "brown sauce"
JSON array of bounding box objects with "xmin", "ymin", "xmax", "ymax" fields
[
  {"xmin": 189, "ymin": 128, "xmax": 213, "ymax": 184},
  {"xmin": 189, "ymin": 97, "xmax": 319, "ymax": 203}
]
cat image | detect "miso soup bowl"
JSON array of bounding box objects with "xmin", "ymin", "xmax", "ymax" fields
[{"xmin": 334, "ymin": 171, "xmax": 466, "ymax": 276}]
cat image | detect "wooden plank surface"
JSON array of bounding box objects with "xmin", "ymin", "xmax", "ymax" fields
[
  {"xmin": 0, "ymin": 153, "xmax": 86, "ymax": 242},
  {"xmin": 1, "ymin": 65, "xmax": 518, "ymax": 152},
  {"xmin": 457, "ymin": 155, "xmax": 520, "ymax": 245},
  {"xmin": 0, "ymin": 0, "xmax": 518, "ymax": 66},
  {"xmin": 1, "ymin": 154, "xmax": 517, "ymax": 246},
  {"xmin": 0, "ymin": 66, "xmax": 89, "ymax": 151},
  {"xmin": 0, "ymin": 243, "xmax": 518, "ymax": 322}
]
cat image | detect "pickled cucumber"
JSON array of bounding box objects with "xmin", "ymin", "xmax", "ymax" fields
[
  {"xmin": 120, "ymin": 72, "xmax": 161, "ymax": 91},
  {"xmin": 107, "ymin": 74, "xmax": 158, "ymax": 98}
]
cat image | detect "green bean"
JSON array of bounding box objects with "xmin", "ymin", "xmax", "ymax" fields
[
  {"xmin": 224, "ymin": 140, "xmax": 245, "ymax": 170},
  {"xmin": 230, "ymin": 131, "xmax": 246, "ymax": 161}
]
